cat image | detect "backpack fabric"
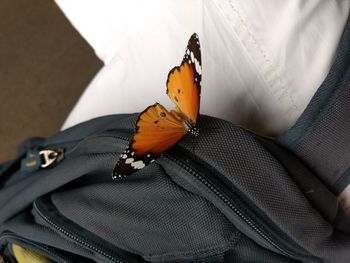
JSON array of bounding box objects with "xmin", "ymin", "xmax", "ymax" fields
[{"xmin": 1, "ymin": 16, "xmax": 350, "ymax": 263}]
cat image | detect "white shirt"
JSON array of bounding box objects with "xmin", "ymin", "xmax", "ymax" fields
[{"xmin": 56, "ymin": 0, "xmax": 349, "ymax": 136}]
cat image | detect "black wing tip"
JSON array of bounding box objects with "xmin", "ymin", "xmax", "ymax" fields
[
  {"xmin": 189, "ymin": 33, "xmax": 199, "ymax": 41},
  {"xmin": 186, "ymin": 34, "xmax": 201, "ymax": 61},
  {"xmin": 112, "ymin": 146, "xmax": 137, "ymax": 180},
  {"xmin": 188, "ymin": 33, "xmax": 200, "ymax": 48},
  {"xmin": 112, "ymin": 158, "xmax": 130, "ymax": 180},
  {"xmin": 112, "ymin": 172, "xmax": 127, "ymax": 180},
  {"xmin": 166, "ymin": 33, "xmax": 202, "ymax": 99}
]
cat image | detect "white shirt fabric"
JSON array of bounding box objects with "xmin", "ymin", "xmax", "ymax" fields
[{"xmin": 56, "ymin": 0, "xmax": 349, "ymax": 136}]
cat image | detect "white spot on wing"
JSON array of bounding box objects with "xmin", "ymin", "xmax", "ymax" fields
[
  {"xmin": 194, "ymin": 58, "xmax": 201, "ymax": 75},
  {"xmin": 122, "ymin": 154, "xmax": 127, "ymax": 159},
  {"xmin": 125, "ymin": 158, "xmax": 134, "ymax": 164},
  {"xmin": 190, "ymin": 51, "xmax": 195, "ymax": 63},
  {"xmin": 131, "ymin": 160, "xmax": 146, "ymax": 169}
]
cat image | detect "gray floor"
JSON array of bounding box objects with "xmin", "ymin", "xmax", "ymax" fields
[{"xmin": 0, "ymin": 0, "xmax": 102, "ymax": 162}]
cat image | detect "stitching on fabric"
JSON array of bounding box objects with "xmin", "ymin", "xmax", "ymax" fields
[
  {"xmin": 144, "ymin": 231, "xmax": 241, "ymax": 261},
  {"xmin": 139, "ymin": 167, "xmax": 242, "ymax": 261},
  {"xmin": 224, "ymin": 0, "xmax": 300, "ymax": 115},
  {"xmin": 145, "ymin": 243, "xmax": 234, "ymax": 261}
]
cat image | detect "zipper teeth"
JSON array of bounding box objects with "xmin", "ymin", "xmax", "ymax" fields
[
  {"xmin": 165, "ymin": 154, "xmax": 319, "ymax": 263},
  {"xmin": 34, "ymin": 133, "xmax": 318, "ymax": 262},
  {"xmin": 0, "ymin": 233, "xmax": 71, "ymax": 263},
  {"xmin": 33, "ymin": 203, "xmax": 123, "ymax": 263},
  {"xmin": 43, "ymin": 134, "xmax": 130, "ymax": 157}
]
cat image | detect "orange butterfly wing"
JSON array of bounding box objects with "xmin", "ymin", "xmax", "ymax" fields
[
  {"xmin": 112, "ymin": 103, "xmax": 186, "ymax": 179},
  {"xmin": 112, "ymin": 33, "xmax": 201, "ymax": 180},
  {"xmin": 167, "ymin": 63, "xmax": 200, "ymax": 123},
  {"xmin": 167, "ymin": 34, "xmax": 201, "ymax": 123},
  {"xmin": 133, "ymin": 103, "xmax": 187, "ymax": 156}
]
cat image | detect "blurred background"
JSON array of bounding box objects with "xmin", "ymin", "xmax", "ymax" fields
[{"xmin": 0, "ymin": 0, "xmax": 102, "ymax": 162}]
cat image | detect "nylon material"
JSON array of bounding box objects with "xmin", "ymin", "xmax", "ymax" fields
[
  {"xmin": 1, "ymin": 136, "xmax": 123, "ymax": 190},
  {"xmin": 0, "ymin": 115, "xmax": 137, "ymax": 224},
  {"xmin": 293, "ymin": 82, "xmax": 350, "ymax": 188},
  {"xmin": 0, "ymin": 153, "xmax": 116, "ymax": 224},
  {"xmin": 59, "ymin": 136, "xmax": 122, "ymax": 156},
  {"xmin": 51, "ymin": 165, "xmax": 239, "ymax": 261},
  {"xmin": 177, "ymin": 116, "xmax": 350, "ymax": 261},
  {"xmin": 1, "ymin": 213, "xmax": 101, "ymax": 263},
  {"xmin": 3, "ymin": 113, "xmax": 350, "ymax": 261},
  {"xmin": 231, "ymin": 235, "xmax": 299, "ymax": 263},
  {"xmin": 159, "ymin": 157, "xmax": 287, "ymax": 256}
]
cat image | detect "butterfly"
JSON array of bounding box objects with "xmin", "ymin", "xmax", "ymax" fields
[{"xmin": 112, "ymin": 33, "xmax": 202, "ymax": 180}]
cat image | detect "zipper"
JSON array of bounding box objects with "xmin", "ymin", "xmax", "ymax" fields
[
  {"xmin": 33, "ymin": 202, "xmax": 125, "ymax": 263},
  {"xmin": 20, "ymin": 130, "xmax": 321, "ymax": 262},
  {"xmin": 20, "ymin": 132, "xmax": 131, "ymax": 173},
  {"xmin": 0, "ymin": 232, "xmax": 72, "ymax": 263},
  {"xmin": 164, "ymin": 150, "xmax": 322, "ymax": 263},
  {"xmin": 101, "ymin": 133, "xmax": 321, "ymax": 262}
]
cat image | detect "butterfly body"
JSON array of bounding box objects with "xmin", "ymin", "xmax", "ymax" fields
[
  {"xmin": 180, "ymin": 117, "xmax": 200, "ymax": 137},
  {"xmin": 112, "ymin": 33, "xmax": 202, "ymax": 180}
]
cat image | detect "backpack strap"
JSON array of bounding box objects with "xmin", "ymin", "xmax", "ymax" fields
[{"xmin": 279, "ymin": 15, "xmax": 350, "ymax": 195}]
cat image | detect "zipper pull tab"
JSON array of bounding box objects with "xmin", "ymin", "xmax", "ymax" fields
[
  {"xmin": 21, "ymin": 148, "xmax": 64, "ymax": 173},
  {"xmin": 39, "ymin": 149, "xmax": 63, "ymax": 168}
]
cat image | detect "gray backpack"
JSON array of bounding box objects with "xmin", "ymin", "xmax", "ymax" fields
[{"xmin": 1, "ymin": 17, "xmax": 350, "ymax": 263}]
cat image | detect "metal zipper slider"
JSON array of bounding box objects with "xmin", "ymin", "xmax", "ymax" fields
[
  {"xmin": 40, "ymin": 149, "xmax": 62, "ymax": 168},
  {"xmin": 39, "ymin": 148, "xmax": 64, "ymax": 168},
  {"xmin": 21, "ymin": 148, "xmax": 65, "ymax": 173}
]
